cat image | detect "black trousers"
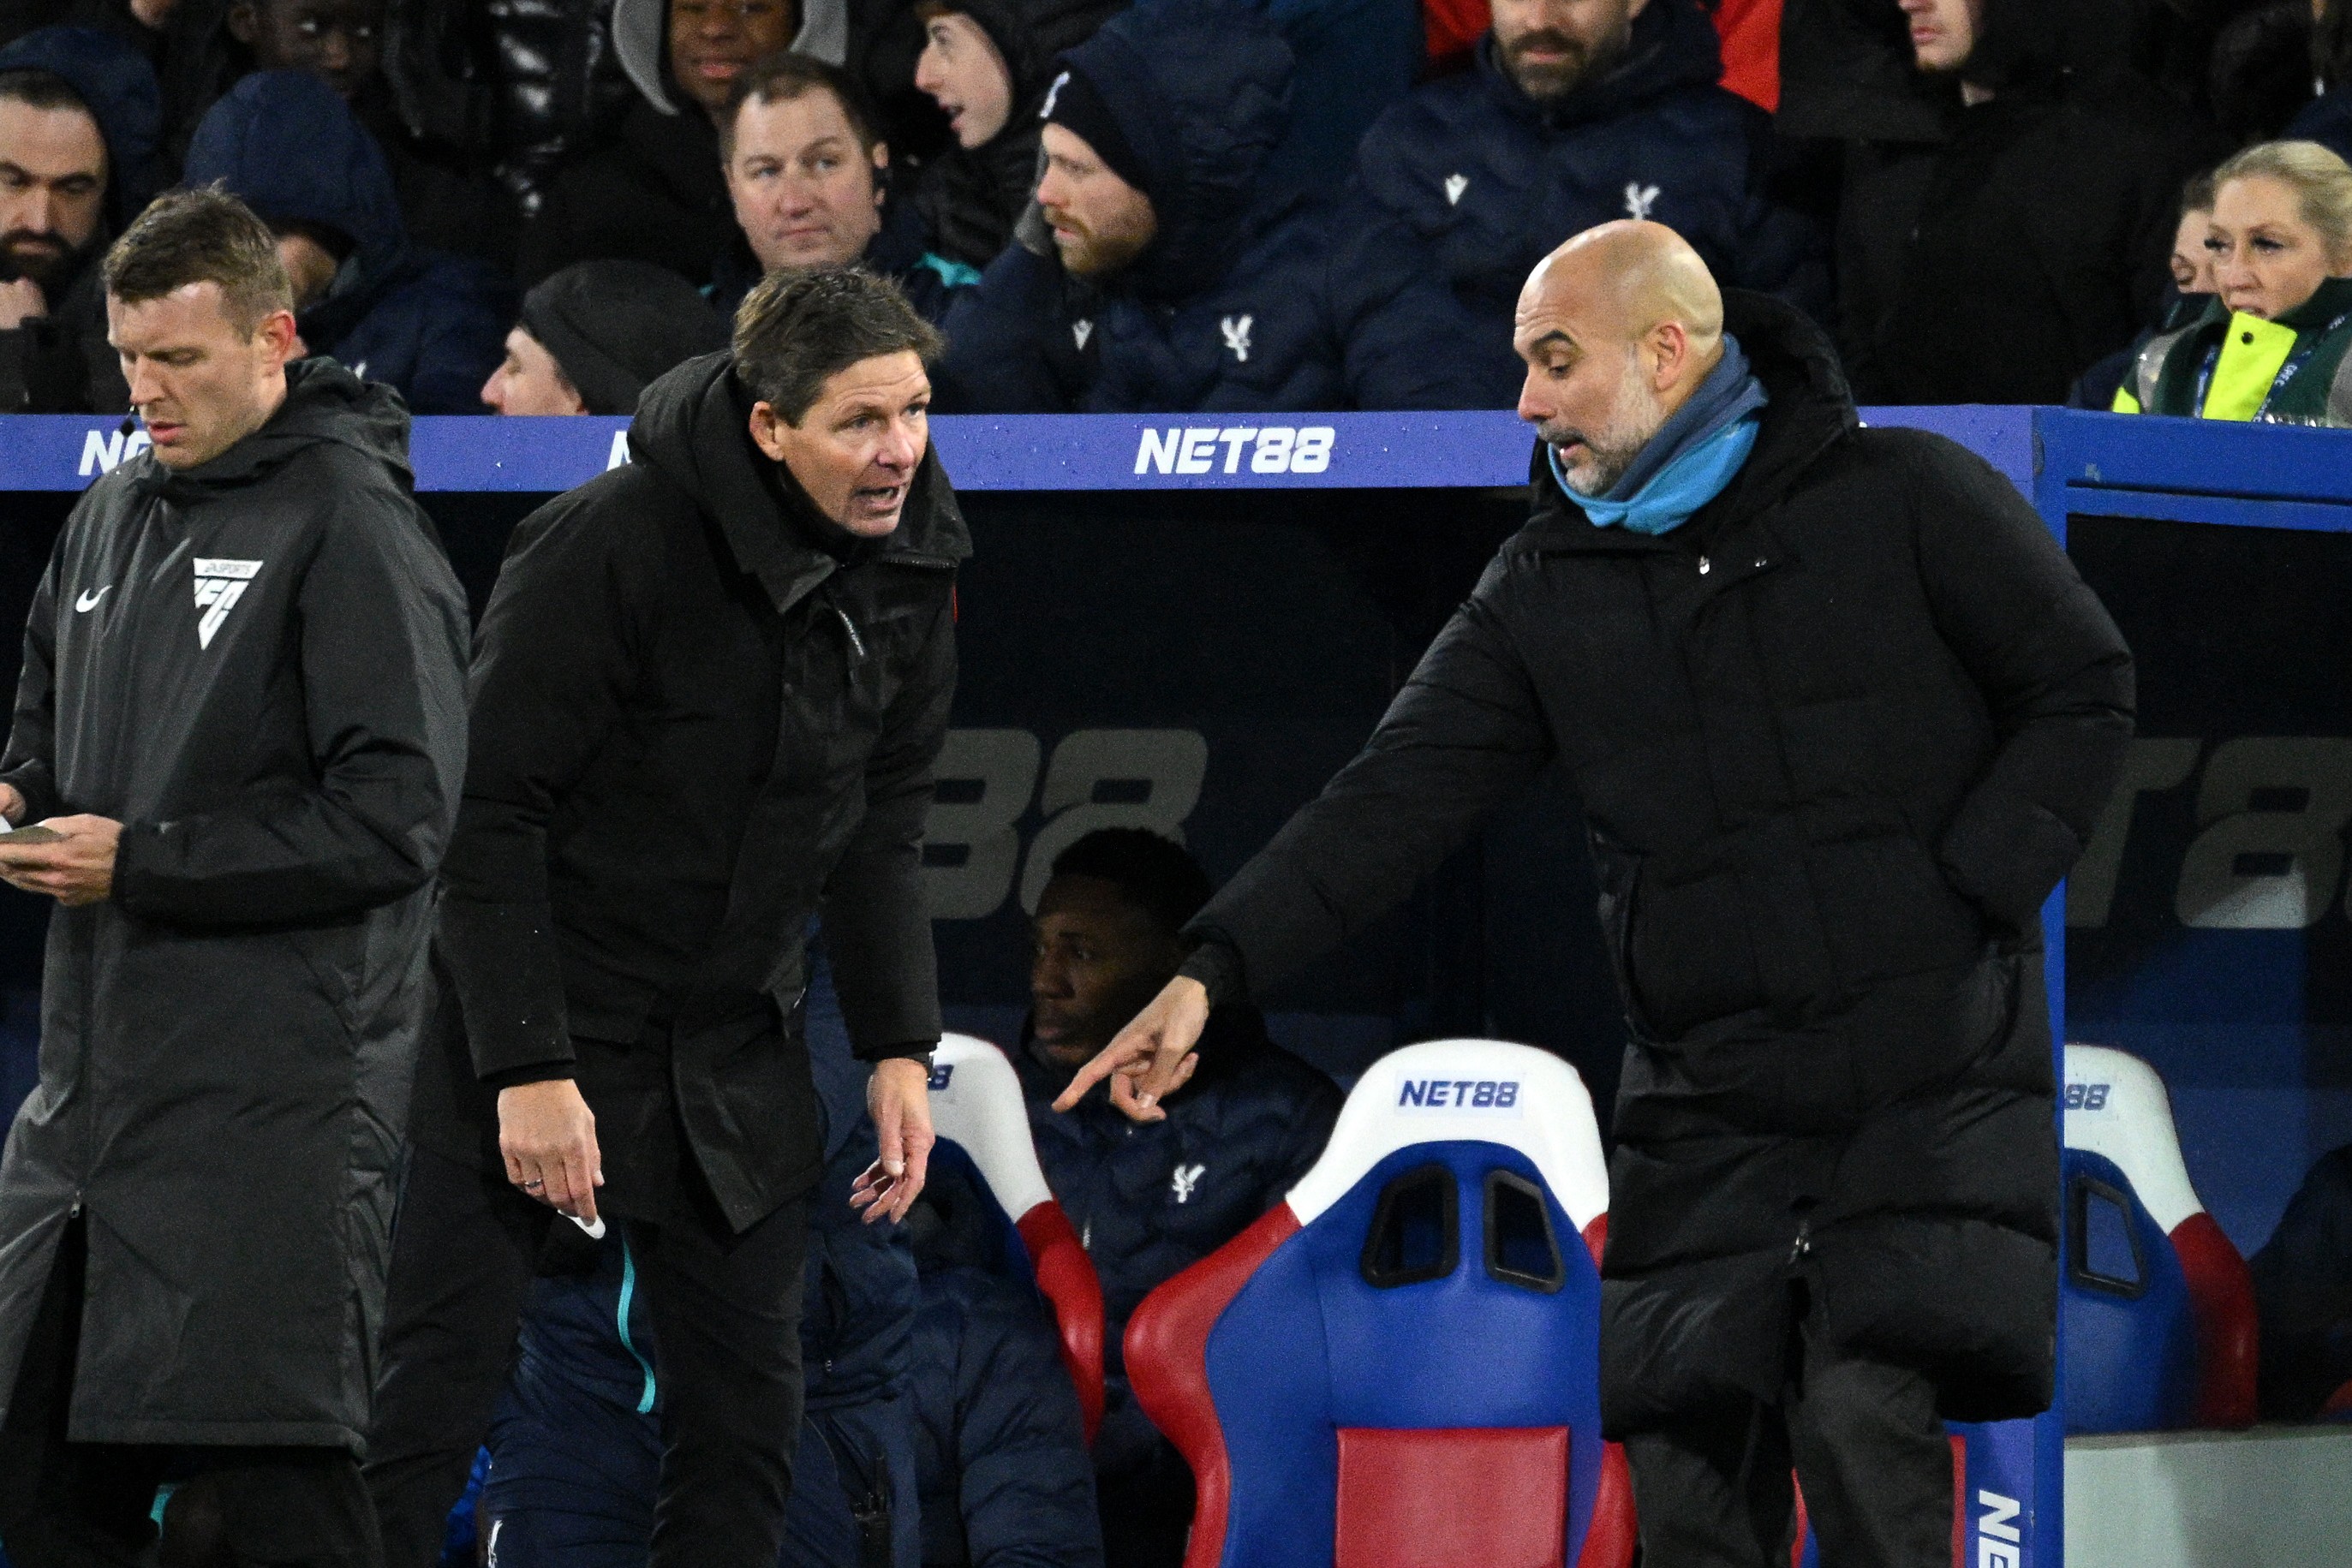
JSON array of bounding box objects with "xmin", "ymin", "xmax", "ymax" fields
[
  {"xmin": 0, "ymin": 1219, "xmax": 382, "ymax": 1568},
  {"xmin": 1622, "ymin": 1293, "xmax": 1955, "ymax": 1568},
  {"xmin": 363, "ymin": 1144, "xmax": 810, "ymax": 1568}
]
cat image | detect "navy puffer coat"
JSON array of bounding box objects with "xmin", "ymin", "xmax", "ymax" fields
[
  {"xmin": 182, "ymin": 70, "xmax": 513, "ymax": 414},
  {"xmin": 1348, "ymin": 0, "xmax": 1830, "ymax": 402},
  {"xmin": 932, "ymin": 0, "xmax": 1494, "ymax": 413}
]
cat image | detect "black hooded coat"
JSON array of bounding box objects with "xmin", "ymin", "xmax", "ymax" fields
[
  {"xmin": 0, "ymin": 361, "xmax": 470, "ymax": 1450},
  {"xmin": 1179, "ymin": 295, "xmax": 2136, "ymax": 1433},
  {"xmin": 407, "ymin": 350, "xmax": 966, "ymax": 1231},
  {"xmin": 908, "ymin": 0, "xmax": 1122, "ymax": 271},
  {"xmin": 0, "ymin": 24, "xmax": 158, "ymax": 412},
  {"xmin": 1829, "ymin": 0, "xmax": 2222, "ymax": 404}
]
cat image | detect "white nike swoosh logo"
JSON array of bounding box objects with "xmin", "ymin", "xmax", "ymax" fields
[{"xmin": 75, "ymin": 587, "xmax": 110, "ymax": 612}]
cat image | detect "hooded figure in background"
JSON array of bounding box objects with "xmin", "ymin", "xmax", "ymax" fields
[
  {"xmin": 0, "ymin": 24, "xmax": 158, "ymax": 410},
  {"xmin": 182, "ymin": 68, "xmax": 513, "ymax": 412},
  {"xmin": 908, "ymin": 0, "xmax": 1120, "ymax": 271},
  {"xmin": 931, "ymin": 0, "xmax": 1493, "ymax": 414},
  {"xmin": 1827, "ymin": 0, "xmax": 2224, "ymax": 404},
  {"xmin": 516, "ymin": 0, "xmax": 848, "ymax": 283}
]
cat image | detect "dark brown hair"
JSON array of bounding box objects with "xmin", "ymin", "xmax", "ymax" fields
[
  {"xmin": 719, "ymin": 51, "xmax": 882, "ymax": 162},
  {"xmin": 0, "ymin": 68, "xmax": 94, "ymax": 116},
  {"xmin": 102, "ymin": 184, "xmax": 291, "ymax": 335},
  {"xmin": 732, "ymin": 265, "xmax": 941, "ymax": 423}
]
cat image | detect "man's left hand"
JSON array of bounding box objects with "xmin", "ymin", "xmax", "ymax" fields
[
  {"xmin": 851, "ymin": 1056, "xmax": 935, "ymax": 1225},
  {"xmin": 0, "ymin": 814, "xmax": 122, "ymax": 905}
]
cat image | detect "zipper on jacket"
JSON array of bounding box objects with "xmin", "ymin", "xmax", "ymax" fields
[
  {"xmin": 1698, "ymin": 554, "xmax": 1712, "ymax": 575},
  {"xmin": 1788, "ymin": 1217, "xmax": 1812, "ymax": 1267},
  {"xmin": 833, "ymin": 603, "xmax": 867, "ymax": 661}
]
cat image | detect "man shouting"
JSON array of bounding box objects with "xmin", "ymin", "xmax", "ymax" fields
[
  {"xmin": 0, "ymin": 187, "xmax": 470, "ymax": 1566},
  {"xmin": 367, "ymin": 266, "xmax": 964, "ymax": 1568},
  {"xmin": 1064, "ymin": 222, "xmax": 2134, "ymax": 1566}
]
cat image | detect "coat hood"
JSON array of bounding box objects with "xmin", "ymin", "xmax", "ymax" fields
[
  {"xmin": 0, "ymin": 26, "xmax": 162, "ymax": 229},
  {"xmin": 613, "ymin": 0, "xmax": 851, "ymax": 113},
  {"xmin": 1053, "ymin": 0, "xmax": 1291, "ymax": 301},
  {"xmin": 182, "ymin": 69, "xmax": 410, "ymax": 338},
  {"xmin": 626, "ymin": 350, "xmax": 970, "ymax": 611},
  {"xmin": 1523, "ymin": 290, "xmax": 1855, "ymax": 549},
  {"xmin": 1477, "ymin": 0, "xmax": 1722, "ymax": 128},
  {"xmin": 951, "ymin": 0, "xmax": 1124, "ymax": 109},
  {"xmin": 140, "ymin": 356, "xmax": 415, "ymax": 498}
]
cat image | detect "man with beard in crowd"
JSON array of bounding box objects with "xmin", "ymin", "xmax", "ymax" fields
[
  {"xmin": 1347, "ymin": 0, "xmax": 1827, "ymax": 403},
  {"xmin": 0, "ymin": 23, "xmax": 156, "ymax": 410}
]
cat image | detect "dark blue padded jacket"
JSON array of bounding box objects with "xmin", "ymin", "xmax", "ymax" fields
[
  {"xmin": 182, "ymin": 70, "xmax": 513, "ymax": 414},
  {"xmin": 1349, "ymin": 0, "xmax": 1830, "ymax": 401},
  {"xmin": 932, "ymin": 0, "xmax": 1495, "ymax": 414},
  {"xmin": 1014, "ymin": 1007, "xmax": 1341, "ymax": 1476},
  {"xmin": 906, "ymin": 1153, "xmax": 1101, "ymax": 1568}
]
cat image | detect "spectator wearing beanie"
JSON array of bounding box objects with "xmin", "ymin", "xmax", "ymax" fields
[
  {"xmin": 1345, "ymin": 0, "xmax": 1828, "ymax": 405},
  {"xmin": 0, "ymin": 24, "xmax": 158, "ymax": 411},
  {"xmin": 932, "ymin": 0, "xmax": 1491, "ymax": 414},
  {"xmin": 482, "ymin": 259, "xmax": 727, "ymax": 415},
  {"xmin": 182, "ymin": 68, "xmax": 512, "ymax": 412},
  {"xmin": 910, "ymin": 0, "xmax": 1118, "ymax": 271}
]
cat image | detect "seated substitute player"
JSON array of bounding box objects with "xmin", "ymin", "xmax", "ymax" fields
[{"xmin": 1023, "ymin": 829, "xmax": 1341, "ymax": 1568}]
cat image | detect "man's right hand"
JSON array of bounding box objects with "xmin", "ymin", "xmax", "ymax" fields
[
  {"xmin": 498, "ymin": 1077, "xmax": 602, "ymax": 1223},
  {"xmin": 1052, "ymin": 975, "xmax": 1209, "ymax": 1124},
  {"xmin": 0, "ymin": 277, "xmax": 48, "ymax": 332}
]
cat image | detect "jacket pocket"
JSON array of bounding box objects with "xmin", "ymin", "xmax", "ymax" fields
[{"xmin": 1807, "ymin": 833, "xmax": 1986, "ymax": 988}]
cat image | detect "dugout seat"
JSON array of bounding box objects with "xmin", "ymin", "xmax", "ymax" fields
[
  {"xmin": 1125, "ymin": 1039, "xmax": 1636, "ymax": 1568},
  {"xmin": 927, "ymin": 1032, "xmax": 1106, "ymax": 1439},
  {"xmin": 2061, "ymin": 1043, "xmax": 2258, "ymax": 1433}
]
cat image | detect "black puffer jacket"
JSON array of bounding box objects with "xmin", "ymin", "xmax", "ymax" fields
[
  {"xmin": 0, "ymin": 361, "xmax": 469, "ymax": 1451},
  {"xmin": 1830, "ymin": 0, "xmax": 2222, "ymax": 404},
  {"xmin": 1182, "ymin": 293, "xmax": 2135, "ymax": 1433},
  {"xmin": 407, "ymin": 350, "xmax": 966, "ymax": 1231},
  {"xmin": 1016, "ymin": 1007, "xmax": 1340, "ymax": 1474}
]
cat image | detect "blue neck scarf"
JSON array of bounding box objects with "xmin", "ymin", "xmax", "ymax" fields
[{"xmin": 1550, "ymin": 335, "xmax": 1768, "ymax": 536}]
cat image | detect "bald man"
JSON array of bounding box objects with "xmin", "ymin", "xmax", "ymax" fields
[{"xmin": 1064, "ymin": 222, "xmax": 2134, "ymax": 1566}]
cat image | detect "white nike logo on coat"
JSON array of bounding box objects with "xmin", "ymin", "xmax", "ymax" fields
[
  {"xmin": 192, "ymin": 558, "xmax": 263, "ymax": 648},
  {"xmin": 74, "ymin": 587, "xmax": 110, "ymax": 612}
]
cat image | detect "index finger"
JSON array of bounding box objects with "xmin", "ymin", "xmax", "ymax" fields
[{"xmin": 1051, "ymin": 1035, "xmax": 1146, "ymax": 1112}]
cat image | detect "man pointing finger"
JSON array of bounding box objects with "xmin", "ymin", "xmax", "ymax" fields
[{"xmin": 1067, "ymin": 220, "xmax": 2134, "ymax": 1565}]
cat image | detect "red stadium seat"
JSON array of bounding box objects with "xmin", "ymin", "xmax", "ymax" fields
[
  {"xmin": 2062, "ymin": 1044, "xmax": 2259, "ymax": 1432},
  {"xmin": 1125, "ymin": 1040, "xmax": 1636, "ymax": 1568},
  {"xmin": 928, "ymin": 1033, "xmax": 1107, "ymax": 1440}
]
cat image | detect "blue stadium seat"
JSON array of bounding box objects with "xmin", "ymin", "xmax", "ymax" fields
[
  {"xmin": 2061, "ymin": 1044, "xmax": 2258, "ymax": 1434},
  {"xmin": 1124, "ymin": 1039, "xmax": 1635, "ymax": 1568},
  {"xmin": 928, "ymin": 1033, "xmax": 1107, "ymax": 1439}
]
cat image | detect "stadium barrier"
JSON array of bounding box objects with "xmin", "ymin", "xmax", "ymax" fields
[{"xmin": 4, "ymin": 403, "xmax": 2350, "ymax": 1566}]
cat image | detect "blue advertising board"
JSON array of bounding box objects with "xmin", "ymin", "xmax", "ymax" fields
[{"xmin": 4, "ymin": 402, "xmax": 2350, "ymax": 1568}]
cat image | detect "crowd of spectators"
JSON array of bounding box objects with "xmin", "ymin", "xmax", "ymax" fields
[{"xmin": 9, "ymin": 0, "xmax": 2352, "ymax": 420}]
